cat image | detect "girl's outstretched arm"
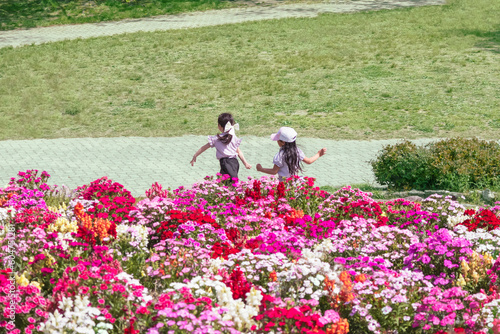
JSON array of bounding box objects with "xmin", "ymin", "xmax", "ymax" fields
[
  {"xmin": 256, "ymin": 164, "xmax": 280, "ymax": 175},
  {"xmin": 303, "ymin": 148, "xmax": 327, "ymax": 165},
  {"xmin": 236, "ymin": 148, "xmax": 251, "ymax": 169},
  {"xmin": 190, "ymin": 143, "xmax": 211, "ymax": 166}
]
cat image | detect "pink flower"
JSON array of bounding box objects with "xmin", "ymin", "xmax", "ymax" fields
[
  {"xmin": 492, "ymin": 319, "xmax": 500, "ymax": 334},
  {"xmin": 40, "ymin": 268, "xmax": 54, "ymax": 275},
  {"xmin": 98, "ymin": 299, "xmax": 105, "ymax": 305},
  {"xmin": 27, "ymin": 317, "xmax": 36, "ymax": 323}
]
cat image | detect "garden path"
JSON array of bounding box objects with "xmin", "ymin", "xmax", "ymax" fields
[
  {"xmin": 0, "ymin": 136, "xmax": 441, "ymax": 196},
  {"xmin": 0, "ymin": 0, "xmax": 444, "ymax": 48}
]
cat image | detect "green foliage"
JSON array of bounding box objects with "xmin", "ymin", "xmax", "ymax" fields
[
  {"xmin": 371, "ymin": 138, "xmax": 500, "ymax": 192},
  {"xmin": 0, "ymin": 0, "xmax": 235, "ymax": 31},
  {"xmin": 370, "ymin": 140, "xmax": 436, "ymax": 190},
  {"xmin": 43, "ymin": 194, "xmax": 71, "ymax": 208},
  {"xmin": 429, "ymin": 137, "xmax": 500, "ymax": 191}
]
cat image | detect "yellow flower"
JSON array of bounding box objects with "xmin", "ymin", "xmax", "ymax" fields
[
  {"xmin": 461, "ymin": 260, "xmax": 470, "ymax": 274},
  {"xmin": 43, "ymin": 251, "xmax": 56, "ymax": 266},
  {"xmin": 47, "ymin": 217, "xmax": 78, "ymax": 234},
  {"xmin": 456, "ymin": 274, "xmax": 466, "ymax": 287},
  {"xmin": 483, "ymin": 253, "xmax": 493, "ymax": 266},
  {"xmin": 30, "ymin": 281, "xmax": 41, "ymax": 291},
  {"xmin": 15, "ymin": 273, "xmax": 30, "ymax": 287},
  {"xmin": 47, "ymin": 206, "xmax": 57, "ymax": 214}
]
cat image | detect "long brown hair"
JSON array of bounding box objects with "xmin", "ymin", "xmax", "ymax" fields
[
  {"xmin": 281, "ymin": 141, "xmax": 303, "ymax": 175},
  {"xmin": 217, "ymin": 113, "xmax": 235, "ymax": 145}
]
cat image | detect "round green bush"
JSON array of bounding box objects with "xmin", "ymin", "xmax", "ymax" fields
[{"xmin": 370, "ymin": 140, "xmax": 436, "ymax": 190}]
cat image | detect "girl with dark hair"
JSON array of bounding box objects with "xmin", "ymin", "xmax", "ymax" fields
[
  {"xmin": 256, "ymin": 127, "xmax": 326, "ymax": 181},
  {"xmin": 190, "ymin": 113, "xmax": 251, "ymax": 182}
]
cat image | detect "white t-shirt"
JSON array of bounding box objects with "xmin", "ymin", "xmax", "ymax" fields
[{"xmin": 273, "ymin": 148, "xmax": 305, "ymax": 179}]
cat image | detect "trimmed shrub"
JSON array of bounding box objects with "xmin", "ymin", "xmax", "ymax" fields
[
  {"xmin": 371, "ymin": 138, "xmax": 500, "ymax": 192},
  {"xmin": 428, "ymin": 137, "xmax": 500, "ymax": 191},
  {"xmin": 370, "ymin": 140, "xmax": 436, "ymax": 190}
]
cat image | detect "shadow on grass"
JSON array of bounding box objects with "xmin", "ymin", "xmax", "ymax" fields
[
  {"xmin": 0, "ymin": 0, "xmax": 54, "ymax": 30},
  {"xmin": 457, "ymin": 25, "xmax": 500, "ymax": 54},
  {"xmin": 0, "ymin": 0, "xmax": 235, "ymax": 31}
]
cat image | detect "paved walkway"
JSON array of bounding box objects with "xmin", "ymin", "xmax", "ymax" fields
[
  {"xmin": 0, "ymin": 136, "xmax": 441, "ymax": 196},
  {"xmin": 0, "ymin": 0, "xmax": 450, "ymax": 195},
  {"xmin": 0, "ymin": 0, "xmax": 445, "ymax": 48}
]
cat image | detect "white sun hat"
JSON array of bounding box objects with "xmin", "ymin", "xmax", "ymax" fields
[{"xmin": 270, "ymin": 127, "xmax": 297, "ymax": 143}]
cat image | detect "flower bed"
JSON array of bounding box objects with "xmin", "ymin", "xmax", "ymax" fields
[{"xmin": 1, "ymin": 170, "xmax": 500, "ymax": 334}]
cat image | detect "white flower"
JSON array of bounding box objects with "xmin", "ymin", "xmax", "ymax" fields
[
  {"xmin": 40, "ymin": 295, "xmax": 100, "ymax": 333},
  {"xmin": 58, "ymin": 296, "xmax": 74, "ymax": 311},
  {"xmin": 246, "ymin": 287, "xmax": 263, "ymax": 307},
  {"xmin": 381, "ymin": 306, "xmax": 392, "ymax": 315}
]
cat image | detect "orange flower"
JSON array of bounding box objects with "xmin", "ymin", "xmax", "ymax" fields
[
  {"xmin": 159, "ymin": 263, "xmax": 165, "ymax": 276},
  {"xmin": 269, "ymin": 271, "xmax": 277, "ymax": 282},
  {"xmin": 80, "ymin": 213, "xmax": 93, "ymax": 230},
  {"xmin": 74, "ymin": 204, "xmax": 114, "ymax": 243},
  {"xmin": 339, "ymin": 271, "xmax": 351, "ymax": 284},
  {"xmin": 324, "ymin": 275, "xmax": 354, "ymax": 308},
  {"xmin": 355, "ymin": 274, "xmax": 367, "ymax": 283},
  {"xmin": 94, "ymin": 218, "xmax": 113, "ymax": 239},
  {"xmin": 74, "ymin": 202, "xmax": 87, "ymax": 220},
  {"xmin": 338, "ymin": 271, "xmax": 354, "ymax": 303},
  {"xmin": 327, "ymin": 318, "xmax": 350, "ymax": 334},
  {"xmin": 289, "ymin": 208, "xmax": 304, "ymax": 219},
  {"xmin": 0, "ymin": 193, "xmax": 14, "ymax": 207}
]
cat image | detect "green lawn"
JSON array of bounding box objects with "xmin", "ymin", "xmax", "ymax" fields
[{"xmin": 0, "ymin": 0, "xmax": 499, "ymax": 141}]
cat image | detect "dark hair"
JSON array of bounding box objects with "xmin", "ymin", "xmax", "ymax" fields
[
  {"xmin": 280, "ymin": 141, "xmax": 303, "ymax": 176},
  {"xmin": 217, "ymin": 113, "xmax": 235, "ymax": 145}
]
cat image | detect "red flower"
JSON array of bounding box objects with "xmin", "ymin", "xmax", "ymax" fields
[{"xmin": 459, "ymin": 209, "xmax": 500, "ymax": 232}]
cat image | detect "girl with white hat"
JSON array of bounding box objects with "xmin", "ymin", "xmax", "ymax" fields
[{"xmin": 256, "ymin": 126, "xmax": 326, "ymax": 181}]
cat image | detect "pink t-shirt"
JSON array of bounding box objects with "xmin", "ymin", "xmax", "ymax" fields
[{"xmin": 208, "ymin": 135, "xmax": 242, "ymax": 160}]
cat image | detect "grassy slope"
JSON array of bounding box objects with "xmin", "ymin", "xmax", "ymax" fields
[{"xmin": 0, "ymin": 0, "xmax": 498, "ymax": 140}]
